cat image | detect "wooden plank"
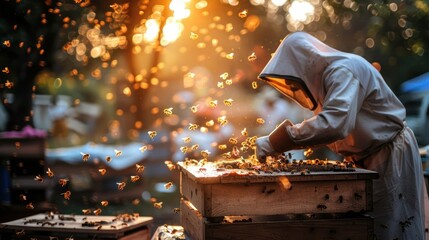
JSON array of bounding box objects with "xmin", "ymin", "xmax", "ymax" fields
[
  {"xmin": 177, "ymin": 162, "xmax": 379, "ymax": 185},
  {"xmin": 181, "ymin": 199, "xmax": 205, "ymax": 240},
  {"xmin": 181, "ymin": 199, "xmax": 374, "ymax": 240},
  {"xmin": 207, "ymin": 180, "xmax": 370, "ymax": 217},
  {"xmin": 181, "ymin": 171, "xmax": 207, "ymax": 215}
]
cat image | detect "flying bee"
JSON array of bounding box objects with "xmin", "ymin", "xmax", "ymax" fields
[
  {"xmin": 182, "ymin": 137, "xmax": 191, "ymax": 143},
  {"xmin": 82, "ymin": 209, "xmax": 91, "ymax": 215},
  {"xmin": 80, "ymin": 152, "xmax": 90, "ymax": 162},
  {"xmin": 191, "ymin": 144, "xmax": 199, "ymax": 151},
  {"xmin": 114, "ymin": 149, "xmax": 122, "ymax": 157},
  {"xmin": 26, "ymin": 202, "xmax": 34, "ymax": 209},
  {"xmin": 220, "ymin": 72, "xmax": 229, "ymax": 80},
  {"xmin": 153, "ymin": 202, "xmax": 163, "ymax": 209},
  {"xmin": 163, "ymin": 107, "xmax": 173, "ymax": 115},
  {"xmin": 256, "ymin": 118, "xmax": 265, "ymax": 125},
  {"xmin": 34, "ymin": 174, "xmax": 44, "ymax": 182},
  {"xmin": 209, "ymin": 100, "xmax": 218, "ymax": 108},
  {"xmin": 136, "ymin": 163, "xmax": 145, "ymax": 173},
  {"xmin": 148, "ymin": 131, "xmax": 157, "ymax": 139},
  {"xmin": 218, "ymin": 144, "xmax": 227, "ymax": 150},
  {"xmin": 19, "ymin": 194, "xmax": 27, "ymax": 201},
  {"xmin": 206, "ymin": 120, "xmax": 215, "ymax": 127},
  {"xmin": 130, "ymin": 175, "xmax": 140, "ymax": 182},
  {"xmin": 173, "ymin": 208, "xmax": 181, "ymax": 214},
  {"xmin": 304, "ymin": 148, "xmax": 314, "ymax": 157},
  {"xmin": 226, "ymin": 53, "xmax": 234, "ymax": 60},
  {"xmin": 101, "ymin": 201, "xmax": 109, "ymax": 207},
  {"xmin": 241, "ymin": 128, "xmax": 248, "ymax": 136},
  {"xmin": 222, "ymin": 152, "xmax": 232, "ymax": 159},
  {"xmin": 218, "ymin": 116, "xmax": 228, "ymax": 126},
  {"xmin": 117, "ymin": 182, "xmax": 126, "ymax": 190},
  {"xmin": 105, "ymin": 156, "xmax": 112, "ymax": 162},
  {"xmin": 225, "ymin": 79, "xmax": 233, "ymax": 85},
  {"xmin": 58, "ymin": 178, "xmax": 69, "ymax": 187},
  {"xmin": 93, "ymin": 208, "xmax": 102, "ymax": 215},
  {"xmin": 165, "ymin": 160, "xmax": 176, "ymax": 170},
  {"xmin": 231, "ymin": 146, "xmax": 240, "ymax": 158},
  {"xmin": 190, "ymin": 105, "xmax": 198, "ymax": 113},
  {"xmin": 229, "ymin": 137, "xmax": 238, "ymax": 145},
  {"xmin": 190, "ymin": 32, "xmax": 198, "ymax": 40},
  {"xmin": 238, "ymin": 9, "xmax": 248, "ymax": 18},
  {"xmin": 46, "ymin": 168, "xmax": 54, "ymax": 178},
  {"xmin": 252, "ymin": 81, "xmax": 258, "ymax": 89},
  {"xmin": 139, "ymin": 145, "xmax": 148, "ymax": 152},
  {"xmin": 188, "ymin": 123, "xmax": 199, "ymax": 131},
  {"xmin": 217, "ymin": 81, "xmax": 225, "ymax": 88},
  {"xmin": 164, "ymin": 182, "xmax": 173, "ymax": 190},
  {"xmin": 61, "ymin": 190, "xmax": 71, "ymax": 200},
  {"xmin": 180, "ymin": 146, "xmax": 189, "ymax": 153},
  {"xmin": 98, "ymin": 168, "xmax": 107, "ymax": 176},
  {"xmin": 248, "ymin": 52, "xmax": 257, "ymax": 62},
  {"xmin": 201, "ymin": 150, "xmax": 210, "ymax": 158},
  {"xmin": 223, "ymin": 98, "xmax": 233, "ymax": 107}
]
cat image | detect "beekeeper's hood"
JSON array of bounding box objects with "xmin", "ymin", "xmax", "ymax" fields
[{"xmin": 259, "ymin": 32, "xmax": 342, "ymax": 111}]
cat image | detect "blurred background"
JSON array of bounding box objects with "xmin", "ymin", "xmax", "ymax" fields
[{"xmin": 1, "ymin": 0, "xmax": 429, "ymax": 230}]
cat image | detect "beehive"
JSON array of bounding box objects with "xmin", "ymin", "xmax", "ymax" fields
[{"xmin": 179, "ymin": 162, "xmax": 378, "ymax": 240}]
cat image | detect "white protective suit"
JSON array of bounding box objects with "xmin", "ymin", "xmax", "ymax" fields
[{"xmin": 255, "ymin": 31, "xmax": 427, "ymax": 239}]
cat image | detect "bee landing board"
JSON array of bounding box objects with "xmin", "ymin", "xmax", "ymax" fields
[{"xmin": 178, "ymin": 162, "xmax": 379, "ymax": 217}]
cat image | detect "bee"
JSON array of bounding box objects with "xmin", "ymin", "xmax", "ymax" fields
[
  {"xmin": 164, "ymin": 182, "xmax": 173, "ymax": 190},
  {"xmin": 101, "ymin": 201, "xmax": 109, "ymax": 207},
  {"xmin": 139, "ymin": 145, "xmax": 148, "ymax": 152},
  {"xmin": 191, "ymin": 144, "xmax": 199, "ymax": 151},
  {"xmin": 153, "ymin": 202, "xmax": 163, "ymax": 209},
  {"xmin": 93, "ymin": 208, "xmax": 102, "ymax": 215},
  {"xmin": 173, "ymin": 208, "xmax": 181, "ymax": 214},
  {"xmin": 324, "ymin": 194, "xmax": 330, "ymax": 200},
  {"xmin": 190, "ymin": 32, "xmax": 198, "ymax": 40},
  {"xmin": 180, "ymin": 146, "xmax": 189, "ymax": 153},
  {"xmin": 218, "ymin": 117, "xmax": 228, "ymax": 126},
  {"xmin": 114, "ymin": 149, "xmax": 122, "ymax": 157},
  {"xmin": 117, "ymin": 182, "xmax": 126, "ymax": 190},
  {"xmin": 80, "ymin": 152, "xmax": 90, "ymax": 162},
  {"xmin": 223, "ymin": 98, "xmax": 233, "ymax": 107},
  {"xmin": 164, "ymin": 161, "xmax": 176, "ymax": 171},
  {"xmin": 225, "ymin": 79, "xmax": 233, "ymax": 85},
  {"xmin": 252, "ymin": 81, "xmax": 258, "ymax": 89},
  {"xmin": 98, "ymin": 168, "xmax": 107, "ymax": 175},
  {"xmin": 190, "ymin": 105, "xmax": 199, "ymax": 113},
  {"xmin": 205, "ymin": 120, "xmax": 215, "ymax": 127},
  {"xmin": 148, "ymin": 131, "xmax": 157, "ymax": 139},
  {"xmin": 209, "ymin": 100, "xmax": 218, "ymax": 108},
  {"xmin": 188, "ymin": 123, "xmax": 199, "ymax": 131},
  {"xmin": 34, "ymin": 174, "xmax": 44, "ymax": 182},
  {"xmin": 201, "ymin": 150, "xmax": 210, "ymax": 158},
  {"xmin": 218, "ymin": 144, "xmax": 227, "ymax": 150},
  {"xmin": 229, "ymin": 137, "xmax": 238, "ymax": 145},
  {"xmin": 217, "ymin": 81, "xmax": 225, "ymax": 88},
  {"xmin": 105, "ymin": 156, "xmax": 112, "ymax": 162},
  {"xmin": 82, "ymin": 209, "xmax": 91, "ymax": 214},
  {"xmin": 46, "ymin": 168, "xmax": 54, "ymax": 178},
  {"xmin": 317, "ymin": 204, "xmax": 327, "ymax": 210},
  {"xmin": 182, "ymin": 137, "xmax": 191, "ymax": 143},
  {"xmin": 226, "ymin": 53, "xmax": 234, "ymax": 60},
  {"xmin": 248, "ymin": 52, "xmax": 257, "ymax": 62},
  {"xmin": 15, "ymin": 229, "xmax": 25, "ymax": 237},
  {"xmin": 26, "ymin": 202, "xmax": 34, "ymax": 209},
  {"xmin": 338, "ymin": 195, "xmax": 344, "ymax": 203},
  {"xmin": 136, "ymin": 163, "xmax": 145, "ymax": 173},
  {"xmin": 241, "ymin": 128, "xmax": 248, "ymax": 136},
  {"xmin": 220, "ymin": 72, "xmax": 229, "ymax": 80},
  {"xmin": 163, "ymin": 107, "xmax": 173, "ymax": 115},
  {"xmin": 238, "ymin": 9, "xmax": 248, "ymax": 18},
  {"xmin": 231, "ymin": 146, "xmax": 240, "ymax": 158},
  {"xmin": 304, "ymin": 148, "xmax": 313, "ymax": 157},
  {"xmin": 61, "ymin": 190, "xmax": 71, "ymax": 200},
  {"xmin": 256, "ymin": 118, "xmax": 265, "ymax": 125},
  {"xmin": 19, "ymin": 194, "xmax": 27, "ymax": 201},
  {"xmin": 130, "ymin": 175, "xmax": 140, "ymax": 182}
]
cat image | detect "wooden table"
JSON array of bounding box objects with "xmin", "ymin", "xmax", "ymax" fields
[
  {"xmin": 178, "ymin": 162, "xmax": 379, "ymax": 240},
  {"xmin": 0, "ymin": 213, "xmax": 153, "ymax": 240}
]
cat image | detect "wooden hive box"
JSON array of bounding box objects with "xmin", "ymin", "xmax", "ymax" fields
[{"xmin": 178, "ymin": 162, "xmax": 379, "ymax": 240}]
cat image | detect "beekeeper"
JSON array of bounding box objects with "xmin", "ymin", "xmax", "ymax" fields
[{"xmin": 255, "ymin": 31, "xmax": 427, "ymax": 239}]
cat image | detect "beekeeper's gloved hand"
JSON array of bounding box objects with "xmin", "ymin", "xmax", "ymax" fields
[{"xmin": 256, "ymin": 119, "xmax": 296, "ymax": 163}]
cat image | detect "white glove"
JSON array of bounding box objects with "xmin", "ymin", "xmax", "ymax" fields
[{"xmin": 255, "ymin": 136, "xmax": 278, "ymax": 163}]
